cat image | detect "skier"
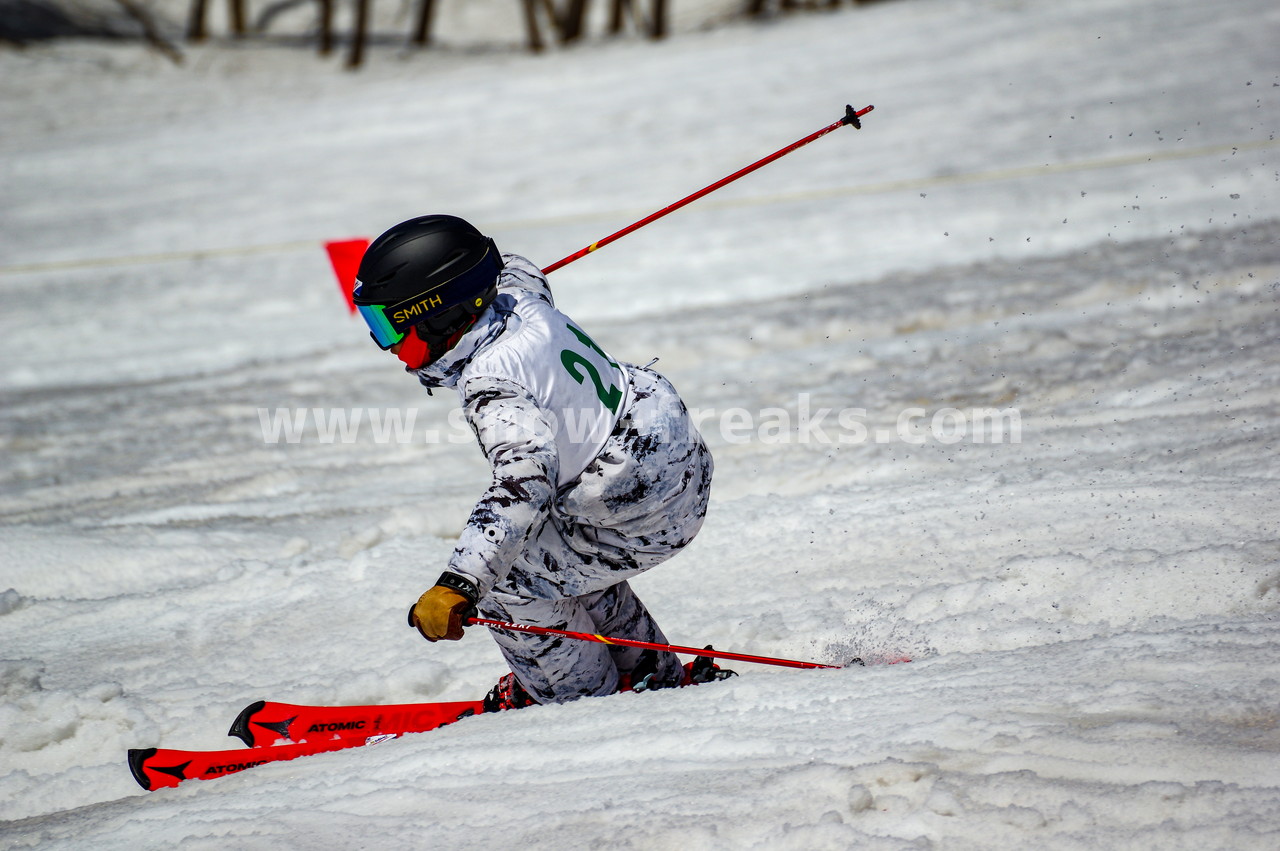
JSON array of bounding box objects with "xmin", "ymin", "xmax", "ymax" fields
[{"xmin": 352, "ymin": 215, "xmax": 724, "ymax": 711}]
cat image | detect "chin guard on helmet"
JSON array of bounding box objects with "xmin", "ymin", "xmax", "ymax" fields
[
  {"xmin": 394, "ymin": 284, "xmax": 497, "ymax": 370},
  {"xmin": 395, "ymin": 326, "xmax": 431, "ymax": 369}
]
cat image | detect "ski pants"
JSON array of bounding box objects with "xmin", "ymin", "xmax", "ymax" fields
[{"xmin": 477, "ymin": 366, "xmax": 713, "ymax": 704}]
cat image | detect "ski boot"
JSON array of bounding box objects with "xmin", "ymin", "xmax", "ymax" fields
[
  {"xmin": 482, "ymin": 672, "xmax": 539, "ymax": 713},
  {"xmin": 683, "ymin": 645, "xmax": 738, "ymax": 685}
]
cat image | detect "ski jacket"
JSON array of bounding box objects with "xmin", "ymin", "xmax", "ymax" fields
[{"xmin": 413, "ymin": 255, "xmax": 708, "ymax": 601}]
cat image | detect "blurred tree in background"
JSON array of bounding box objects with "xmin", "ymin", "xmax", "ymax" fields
[{"xmin": 1, "ymin": 0, "xmax": 887, "ymax": 68}]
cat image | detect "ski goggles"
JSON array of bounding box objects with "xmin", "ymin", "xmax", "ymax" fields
[{"xmin": 353, "ymin": 247, "xmax": 502, "ymax": 350}]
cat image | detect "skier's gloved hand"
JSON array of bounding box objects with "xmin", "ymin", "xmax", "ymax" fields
[
  {"xmin": 408, "ymin": 573, "xmax": 479, "ymax": 642},
  {"xmin": 410, "ymin": 586, "xmax": 469, "ymax": 641}
]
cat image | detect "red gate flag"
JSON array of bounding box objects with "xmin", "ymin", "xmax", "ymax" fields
[{"xmin": 325, "ymin": 239, "xmax": 370, "ymax": 313}]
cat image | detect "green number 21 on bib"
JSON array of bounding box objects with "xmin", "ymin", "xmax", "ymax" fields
[{"xmin": 560, "ymin": 324, "xmax": 622, "ymax": 414}]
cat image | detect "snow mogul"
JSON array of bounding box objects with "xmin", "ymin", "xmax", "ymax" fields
[{"xmin": 353, "ymin": 215, "xmax": 727, "ymax": 712}]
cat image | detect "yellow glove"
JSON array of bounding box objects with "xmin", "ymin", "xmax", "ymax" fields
[{"xmin": 409, "ymin": 584, "xmax": 472, "ymax": 642}]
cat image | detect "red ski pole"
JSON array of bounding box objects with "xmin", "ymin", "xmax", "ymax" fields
[
  {"xmin": 465, "ymin": 615, "xmax": 843, "ymax": 670},
  {"xmin": 540, "ymin": 104, "xmax": 874, "ymax": 275}
]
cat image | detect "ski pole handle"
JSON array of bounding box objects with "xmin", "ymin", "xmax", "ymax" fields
[{"xmin": 465, "ymin": 615, "xmax": 843, "ymax": 670}]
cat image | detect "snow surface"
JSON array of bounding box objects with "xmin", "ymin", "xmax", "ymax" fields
[{"xmin": 2, "ymin": 0, "xmax": 1279, "ymax": 847}]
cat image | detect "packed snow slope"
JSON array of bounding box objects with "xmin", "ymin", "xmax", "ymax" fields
[{"xmin": 2, "ymin": 0, "xmax": 1278, "ymax": 847}]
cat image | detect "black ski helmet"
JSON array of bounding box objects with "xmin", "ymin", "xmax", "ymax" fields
[{"xmin": 352, "ymin": 215, "xmax": 503, "ymax": 364}]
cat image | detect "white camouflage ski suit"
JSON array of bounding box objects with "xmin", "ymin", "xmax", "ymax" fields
[{"xmin": 413, "ymin": 254, "xmax": 713, "ymax": 703}]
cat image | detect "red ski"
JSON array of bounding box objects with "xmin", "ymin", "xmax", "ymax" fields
[
  {"xmin": 228, "ymin": 698, "xmax": 485, "ymax": 747},
  {"xmin": 129, "ymin": 698, "xmax": 485, "ymax": 790},
  {"xmin": 128, "ymin": 737, "xmax": 383, "ymax": 790}
]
